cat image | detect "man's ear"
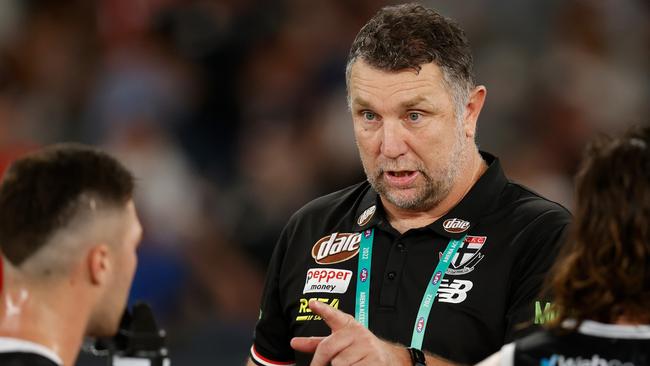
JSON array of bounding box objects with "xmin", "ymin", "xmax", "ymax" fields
[
  {"xmin": 463, "ymin": 85, "xmax": 487, "ymax": 139},
  {"xmin": 88, "ymin": 244, "xmax": 111, "ymax": 286}
]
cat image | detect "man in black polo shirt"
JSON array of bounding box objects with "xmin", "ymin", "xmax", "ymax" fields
[{"xmin": 248, "ymin": 3, "xmax": 570, "ymax": 366}]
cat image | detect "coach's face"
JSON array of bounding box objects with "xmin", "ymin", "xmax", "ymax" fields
[{"xmin": 349, "ymin": 59, "xmax": 476, "ymax": 211}]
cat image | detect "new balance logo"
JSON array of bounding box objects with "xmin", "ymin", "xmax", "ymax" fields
[{"xmin": 436, "ymin": 279, "xmax": 473, "ymax": 304}]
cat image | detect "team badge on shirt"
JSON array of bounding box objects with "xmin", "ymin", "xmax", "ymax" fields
[{"xmin": 441, "ymin": 235, "xmax": 487, "ymax": 275}]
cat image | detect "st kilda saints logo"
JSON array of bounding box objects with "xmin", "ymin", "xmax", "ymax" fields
[
  {"xmin": 312, "ymin": 232, "xmax": 361, "ymax": 264},
  {"xmin": 439, "ymin": 235, "xmax": 487, "ymax": 275},
  {"xmin": 442, "ymin": 218, "xmax": 470, "ymax": 233}
]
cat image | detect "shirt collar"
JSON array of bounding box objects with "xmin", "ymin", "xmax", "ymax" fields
[
  {"xmin": 354, "ymin": 184, "xmax": 382, "ymax": 231},
  {"xmin": 353, "ymin": 151, "xmax": 508, "ymax": 238},
  {"xmin": 562, "ymin": 320, "xmax": 650, "ymax": 339},
  {"xmin": 0, "ymin": 337, "xmax": 63, "ymax": 365},
  {"xmin": 428, "ymin": 151, "xmax": 507, "ymax": 239}
]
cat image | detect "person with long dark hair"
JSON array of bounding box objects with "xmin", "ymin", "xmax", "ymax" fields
[{"xmin": 478, "ymin": 126, "xmax": 650, "ymax": 366}]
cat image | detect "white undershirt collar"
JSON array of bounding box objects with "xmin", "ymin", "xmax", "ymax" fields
[
  {"xmin": 562, "ymin": 319, "xmax": 650, "ymax": 339},
  {"xmin": 0, "ymin": 337, "xmax": 63, "ymax": 365}
]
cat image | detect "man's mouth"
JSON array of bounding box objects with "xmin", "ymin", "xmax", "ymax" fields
[
  {"xmin": 383, "ymin": 170, "xmax": 419, "ymax": 187},
  {"xmin": 387, "ymin": 171, "xmax": 416, "ymax": 178}
]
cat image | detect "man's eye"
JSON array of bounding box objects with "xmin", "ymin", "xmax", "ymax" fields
[
  {"xmin": 407, "ymin": 112, "xmax": 422, "ymax": 122},
  {"xmin": 362, "ymin": 112, "xmax": 377, "ymax": 121}
]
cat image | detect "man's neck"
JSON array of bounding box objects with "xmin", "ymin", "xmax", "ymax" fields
[
  {"xmin": 0, "ymin": 286, "xmax": 88, "ymax": 366},
  {"xmin": 383, "ymin": 152, "xmax": 487, "ymax": 234}
]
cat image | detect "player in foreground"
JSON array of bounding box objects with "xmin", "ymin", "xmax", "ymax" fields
[
  {"xmin": 0, "ymin": 144, "xmax": 142, "ymax": 366},
  {"xmin": 478, "ymin": 126, "xmax": 650, "ymax": 365}
]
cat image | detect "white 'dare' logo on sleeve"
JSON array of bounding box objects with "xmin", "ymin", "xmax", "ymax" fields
[
  {"xmin": 303, "ymin": 268, "xmax": 353, "ymax": 294},
  {"xmin": 357, "ymin": 205, "xmax": 376, "ymax": 226}
]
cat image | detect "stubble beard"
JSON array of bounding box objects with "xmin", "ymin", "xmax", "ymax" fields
[{"xmin": 362, "ymin": 126, "xmax": 468, "ymax": 212}]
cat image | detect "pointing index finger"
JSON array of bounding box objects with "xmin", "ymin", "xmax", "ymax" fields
[{"xmin": 308, "ymin": 300, "xmax": 353, "ymax": 332}]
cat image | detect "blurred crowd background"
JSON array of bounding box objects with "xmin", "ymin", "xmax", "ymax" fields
[{"xmin": 0, "ymin": 0, "xmax": 647, "ymax": 364}]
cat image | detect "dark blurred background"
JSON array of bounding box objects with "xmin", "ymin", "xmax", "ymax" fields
[{"xmin": 0, "ymin": 0, "xmax": 647, "ymax": 364}]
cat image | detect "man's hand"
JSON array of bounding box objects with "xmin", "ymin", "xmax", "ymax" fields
[{"xmin": 290, "ymin": 300, "xmax": 411, "ymax": 366}]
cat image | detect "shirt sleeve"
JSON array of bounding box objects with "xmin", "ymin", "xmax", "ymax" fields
[
  {"xmin": 250, "ymin": 222, "xmax": 296, "ymax": 366},
  {"xmin": 503, "ymin": 211, "xmax": 570, "ymax": 342}
]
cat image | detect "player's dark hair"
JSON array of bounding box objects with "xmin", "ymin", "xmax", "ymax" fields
[
  {"xmin": 346, "ymin": 3, "xmax": 474, "ymax": 93},
  {"xmin": 550, "ymin": 126, "xmax": 650, "ymax": 326},
  {"xmin": 0, "ymin": 143, "xmax": 134, "ymax": 266}
]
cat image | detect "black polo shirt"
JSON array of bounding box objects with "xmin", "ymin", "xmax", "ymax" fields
[{"xmin": 251, "ymin": 153, "xmax": 571, "ymax": 366}]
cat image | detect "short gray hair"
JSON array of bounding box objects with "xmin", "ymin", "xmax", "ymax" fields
[{"xmin": 346, "ymin": 3, "xmax": 474, "ymax": 118}]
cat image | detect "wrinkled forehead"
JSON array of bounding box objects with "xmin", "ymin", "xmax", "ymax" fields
[{"xmin": 347, "ymin": 60, "xmax": 452, "ymax": 110}]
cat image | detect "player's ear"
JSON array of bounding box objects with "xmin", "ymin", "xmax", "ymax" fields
[
  {"xmin": 87, "ymin": 244, "xmax": 111, "ymax": 286},
  {"xmin": 462, "ymin": 85, "xmax": 487, "ymax": 139}
]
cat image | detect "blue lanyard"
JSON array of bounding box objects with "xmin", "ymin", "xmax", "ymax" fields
[
  {"xmin": 353, "ymin": 228, "xmax": 466, "ymax": 349},
  {"xmin": 354, "ymin": 229, "xmax": 374, "ymax": 327},
  {"xmin": 410, "ymin": 235, "xmax": 465, "ymax": 348}
]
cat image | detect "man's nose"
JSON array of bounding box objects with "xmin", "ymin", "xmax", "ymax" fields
[{"xmin": 380, "ymin": 120, "xmax": 408, "ymax": 159}]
